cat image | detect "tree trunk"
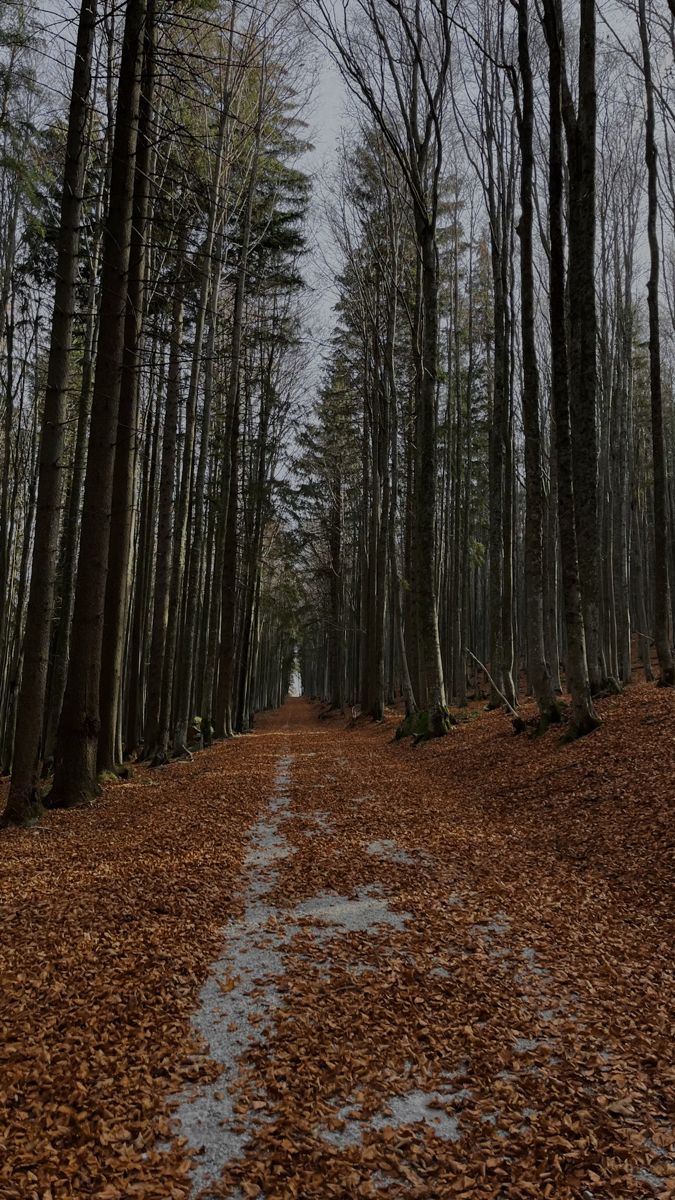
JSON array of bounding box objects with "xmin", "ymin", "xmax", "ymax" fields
[
  {"xmin": 514, "ymin": 0, "xmax": 559, "ymax": 729},
  {"xmin": 638, "ymin": 0, "xmax": 674, "ymax": 685},
  {"xmin": 50, "ymin": 0, "xmax": 147, "ymax": 806},
  {"xmin": 415, "ymin": 218, "xmax": 447, "ymax": 730},
  {"xmin": 172, "ymin": 112, "xmax": 228, "ymax": 751},
  {"xmin": 563, "ymin": 0, "xmax": 606, "ymax": 692},
  {"xmin": 217, "ymin": 90, "xmax": 262, "ymax": 738},
  {"xmin": 542, "ymin": 0, "xmax": 600, "ymax": 739},
  {"xmin": 4, "ymin": 0, "xmax": 97, "ymax": 825},
  {"xmin": 143, "ymin": 284, "xmax": 184, "ymax": 756},
  {"xmin": 98, "ymin": 0, "xmax": 156, "ymax": 771}
]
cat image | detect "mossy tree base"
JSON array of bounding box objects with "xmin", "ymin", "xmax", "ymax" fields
[
  {"xmin": 395, "ymin": 705, "xmax": 456, "ymax": 744},
  {"xmin": 97, "ymin": 765, "xmax": 132, "ymax": 784}
]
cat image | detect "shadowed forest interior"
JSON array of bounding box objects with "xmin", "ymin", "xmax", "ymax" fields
[
  {"xmin": 2, "ymin": 4, "xmax": 675, "ymax": 1198},
  {"xmin": 0, "ymin": 0, "xmax": 674, "ymax": 815}
]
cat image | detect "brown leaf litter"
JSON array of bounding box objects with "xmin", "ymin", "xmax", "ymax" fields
[{"xmin": 1, "ymin": 685, "xmax": 674, "ymax": 1200}]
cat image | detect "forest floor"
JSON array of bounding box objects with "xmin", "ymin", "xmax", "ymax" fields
[{"xmin": 1, "ymin": 687, "xmax": 674, "ymax": 1200}]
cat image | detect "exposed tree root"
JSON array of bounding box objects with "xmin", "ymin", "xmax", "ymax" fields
[
  {"xmin": 44, "ymin": 785, "xmax": 100, "ymax": 811},
  {"xmin": 560, "ymin": 711, "xmax": 602, "ymax": 743}
]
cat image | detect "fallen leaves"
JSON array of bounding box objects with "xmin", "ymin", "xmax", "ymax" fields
[
  {"xmin": 1, "ymin": 687, "xmax": 674, "ymax": 1199},
  {"xmin": 0, "ymin": 739, "xmax": 272, "ymax": 1199},
  {"xmin": 208, "ymin": 689, "xmax": 675, "ymax": 1199}
]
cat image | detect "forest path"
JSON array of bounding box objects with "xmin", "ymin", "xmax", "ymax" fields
[
  {"xmin": 1, "ymin": 693, "xmax": 673, "ymax": 1200},
  {"xmin": 170, "ymin": 697, "xmax": 675, "ymax": 1200}
]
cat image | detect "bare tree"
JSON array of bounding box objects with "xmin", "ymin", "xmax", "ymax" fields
[
  {"xmin": 637, "ymin": 0, "xmax": 675, "ymax": 685},
  {"xmin": 309, "ymin": 0, "xmax": 453, "ymax": 735}
]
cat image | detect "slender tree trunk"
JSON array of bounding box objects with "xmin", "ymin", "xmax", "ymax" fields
[
  {"xmin": 638, "ymin": 0, "xmax": 674, "ymax": 685},
  {"xmin": 124, "ymin": 363, "xmax": 160, "ymax": 752},
  {"xmin": 217, "ymin": 93, "xmax": 262, "ymax": 738},
  {"xmin": 415, "ymin": 218, "xmax": 447, "ymax": 730},
  {"xmin": 563, "ymin": 0, "xmax": 607, "ymax": 691},
  {"xmin": 173, "ymin": 110, "xmax": 229, "ymax": 750},
  {"xmin": 1, "ymin": 393, "xmax": 38, "ymax": 776},
  {"xmin": 143, "ymin": 285, "xmax": 184, "ymax": 756},
  {"xmin": 514, "ymin": 0, "xmax": 559, "ymax": 728}
]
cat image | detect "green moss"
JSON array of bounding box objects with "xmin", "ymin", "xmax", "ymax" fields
[
  {"xmin": 97, "ymin": 765, "xmax": 132, "ymax": 784},
  {"xmin": 395, "ymin": 705, "xmax": 456, "ymax": 744}
]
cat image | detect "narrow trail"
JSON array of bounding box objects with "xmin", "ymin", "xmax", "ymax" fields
[{"xmin": 168, "ymin": 697, "xmax": 674, "ymax": 1200}]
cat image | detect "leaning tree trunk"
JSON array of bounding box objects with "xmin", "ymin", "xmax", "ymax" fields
[
  {"xmin": 3, "ymin": 0, "xmax": 97, "ymax": 826},
  {"xmin": 638, "ymin": 0, "xmax": 675, "ymax": 686},
  {"xmin": 50, "ymin": 0, "xmax": 147, "ymax": 807}
]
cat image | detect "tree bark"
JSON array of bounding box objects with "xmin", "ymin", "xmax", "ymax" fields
[
  {"xmin": 98, "ymin": 0, "xmax": 156, "ymax": 771},
  {"xmin": 638, "ymin": 0, "xmax": 675, "ymax": 685},
  {"xmin": 143, "ymin": 283, "xmax": 184, "ymax": 756},
  {"xmin": 513, "ymin": 0, "xmax": 559, "ymax": 728},
  {"xmin": 562, "ymin": 0, "xmax": 606, "ymax": 691},
  {"xmin": 542, "ymin": 0, "xmax": 600, "ymax": 738},
  {"xmin": 217, "ymin": 88, "xmax": 262, "ymax": 739},
  {"xmin": 50, "ymin": 0, "xmax": 147, "ymax": 805},
  {"xmin": 4, "ymin": 0, "xmax": 97, "ymax": 825}
]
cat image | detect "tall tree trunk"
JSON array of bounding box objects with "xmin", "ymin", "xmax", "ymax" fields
[
  {"xmin": 3, "ymin": 0, "xmax": 97, "ymax": 825},
  {"xmin": 98, "ymin": 0, "xmax": 156, "ymax": 771},
  {"xmin": 143, "ymin": 284, "xmax": 184, "ymax": 756},
  {"xmin": 513, "ymin": 0, "xmax": 559, "ymax": 728},
  {"xmin": 43, "ymin": 142, "xmax": 107, "ymax": 769},
  {"xmin": 217, "ymin": 89, "xmax": 262, "ymax": 739},
  {"xmin": 50, "ymin": 0, "xmax": 147, "ymax": 806},
  {"xmin": 563, "ymin": 0, "xmax": 607, "ymax": 691},
  {"xmin": 415, "ymin": 218, "xmax": 447, "ymax": 731},
  {"xmin": 638, "ymin": 0, "xmax": 675, "ymax": 685},
  {"xmin": 542, "ymin": 0, "xmax": 600, "ymax": 738},
  {"xmin": 173, "ymin": 110, "xmax": 229, "ymax": 751}
]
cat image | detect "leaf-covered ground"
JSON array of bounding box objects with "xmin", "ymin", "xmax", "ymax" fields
[{"xmin": 1, "ymin": 685, "xmax": 674, "ymax": 1199}]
